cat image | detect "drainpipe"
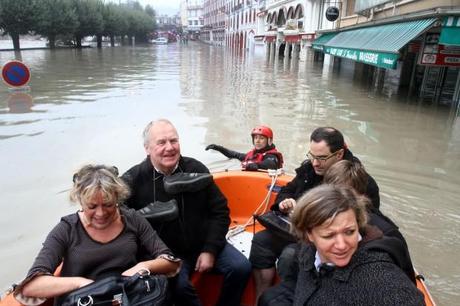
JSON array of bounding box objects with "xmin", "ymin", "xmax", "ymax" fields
[
  {"xmin": 337, "ymin": 1, "xmax": 343, "ymax": 29},
  {"xmin": 318, "ymin": 1, "xmax": 324, "ymax": 30}
]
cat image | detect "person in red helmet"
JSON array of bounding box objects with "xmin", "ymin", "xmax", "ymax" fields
[{"xmin": 206, "ymin": 125, "xmax": 284, "ymax": 171}]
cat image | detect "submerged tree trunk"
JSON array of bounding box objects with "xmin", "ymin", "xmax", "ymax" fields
[
  {"xmin": 11, "ymin": 33, "xmax": 21, "ymax": 50},
  {"xmin": 110, "ymin": 35, "xmax": 115, "ymax": 47},
  {"xmin": 75, "ymin": 35, "xmax": 82, "ymax": 48},
  {"xmin": 48, "ymin": 34, "xmax": 56, "ymax": 49},
  {"xmin": 96, "ymin": 34, "xmax": 102, "ymax": 48},
  {"xmin": 127, "ymin": 35, "xmax": 135, "ymax": 46}
]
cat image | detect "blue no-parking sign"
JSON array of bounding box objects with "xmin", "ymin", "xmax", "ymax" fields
[{"xmin": 2, "ymin": 60, "xmax": 31, "ymax": 87}]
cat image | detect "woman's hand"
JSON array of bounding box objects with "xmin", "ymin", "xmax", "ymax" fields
[
  {"xmin": 77, "ymin": 277, "xmax": 94, "ymax": 288},
  {"xmin": 122, "ymin": 263, "xmax": 150, "ymax": 276},
  {"xmin": 123, "ymin": 257, "xmax": 181, "ymax": 277},
  {"xmin": 21, "ymin": 275, "xmax": 94, "ymax": 298},
  {"xmin": 279, "ymin": 198, "xmax": 296, "ymax": 214}
]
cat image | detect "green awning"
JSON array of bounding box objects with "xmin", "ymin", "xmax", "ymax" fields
[
  {"xmin": 311, "ymin": 33, "xmax": 337, "ymax": 51},
  {"xmin": 439, "ymin": 16, "xmax": 460, "ymax": 46},
  {"xmin": 321, "ymin": 18, "xmax": 437, "ymax": 69}
]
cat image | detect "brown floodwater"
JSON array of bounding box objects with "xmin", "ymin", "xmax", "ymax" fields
[{"xmin": 0, "ymin": 42, "xmax": 459, "ymax": 305}]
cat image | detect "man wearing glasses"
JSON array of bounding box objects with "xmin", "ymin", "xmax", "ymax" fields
[{"xmin": 250, "ymin": 127, "xmax": 380, "ymax": 302}]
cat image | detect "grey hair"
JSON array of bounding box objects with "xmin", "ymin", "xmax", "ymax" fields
[
  {"xmin": 70, "ymin": 164, "xmax": 130, "ymax": 206},
  {"xmin": 142, "ymin": 118, "xmax": 175, "ymax": 146}
]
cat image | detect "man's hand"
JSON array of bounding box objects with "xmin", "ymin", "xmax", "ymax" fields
[
  {"xmin": 279, "ymin": 198, "xmax": 296, "ymax": 214},
  {"xmin": 244, "ymin": 163, "xmax": 259, "ymax": 171},
  {"xmin": 205, "ymin": 144, "xmax": 218, "ymax": 151},
  {"xmin": 195, "ymin": 252, "xmax": 215, "ymax": 273}
]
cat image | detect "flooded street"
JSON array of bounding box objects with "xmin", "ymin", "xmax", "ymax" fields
[{"xmin": 1, "ymin": 42, "xmax": 459, "ymax": 305}]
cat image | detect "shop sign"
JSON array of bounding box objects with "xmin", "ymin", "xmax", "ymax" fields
[
  {"xmin": 285, "ymin": 35, "xmax": 300, "ymax": 43},
  {"xmin": 439, "ymin": 16, "xmax": 460, "ymax": 46},
  {"xmin": 312, "ymin": 44, "xmax": 324, "ymax": 51},
  {"xmin": 324, "ymin": 46, "xmax": 399, "ymax": 69},
  {"xmin": 325, "ymin": 7, "xmax": 340, "ymax": 22},
  {"xmin": 420, "ymin": 33, "xmax": 460, "ymax": 66},
  {"xmin": 301, "ymin": 34, "xmax": 315, "ymax": 41}
]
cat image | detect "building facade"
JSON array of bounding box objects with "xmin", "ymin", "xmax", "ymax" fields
[
  {"xmin": 157, "ymin": 14, "xmax": 182, "ymax": 28},
  {"xmin": 202, "ymin": 0, "xmax": 226, "ymax": 45},
  {"xmin": 311, "ymin": 0, "xmax": 460, "ymax": 107},
  {"xmin": 197, "ymin": 0, "xmax": 459, "ymax": 110},
  {"xmin": 225, "ymin": 0, "xmax": 258, "ymax": 51},
  {"xmin": 182, "ymin": 0, "xmax": 205, "ymax": 39}
]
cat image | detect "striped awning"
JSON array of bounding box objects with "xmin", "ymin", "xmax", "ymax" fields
[
  {"xmin": 439, "ymin": 16, "xmax": 460, "ymax": 46},
  {"xmin": 311, "ymin": 33, "xmax": 337, "ymax": 51},
  {"xmin": 317, "ymin": 18, "xmax": 437, "ymax": 69}
]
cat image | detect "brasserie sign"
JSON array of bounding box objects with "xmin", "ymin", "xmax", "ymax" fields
[{"xmin": 323, "ymin": 46, "xmax": 399, "ymax": 69}]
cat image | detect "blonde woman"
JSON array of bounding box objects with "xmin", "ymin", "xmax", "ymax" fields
[{"xmin": 16, "ymin": 165, "xmax": 180, "ymax": 305}]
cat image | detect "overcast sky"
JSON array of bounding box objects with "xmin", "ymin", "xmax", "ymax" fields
[{"xmin": 138, "ymin": 0, "xmax": 180, "ymax": 15}]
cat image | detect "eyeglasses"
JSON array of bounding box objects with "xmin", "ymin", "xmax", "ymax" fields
[{"xmin": 306, "ymin": 150, "xmax": 341, "ymax": 163}]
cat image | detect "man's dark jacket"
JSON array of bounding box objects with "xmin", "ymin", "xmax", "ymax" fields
[
  {"xmin": 122, "ymin": 156, "xmax": 230, "ymax": 259},
  {"xmin": 271, "ymin": 149, "xmax": 380, "ymax": 211}
]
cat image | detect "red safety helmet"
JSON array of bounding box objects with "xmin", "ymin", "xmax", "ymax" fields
[{"xmin": 251, "ymin": 125, "xmax": 273, "ymax": 139}]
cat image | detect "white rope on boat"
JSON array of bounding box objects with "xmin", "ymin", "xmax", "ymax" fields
[{"xmin": 226, "ymin": 169, "xmax": 283, "ymax": 240}]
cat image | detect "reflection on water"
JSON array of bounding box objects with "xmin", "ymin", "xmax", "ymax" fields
[
  {"xmin": 1, "ymin": 43, "xmax": 459, "ymax": 305},
  {"xmin": 5, "ymin": 93, "xmax": 34, "ymax": 114}
]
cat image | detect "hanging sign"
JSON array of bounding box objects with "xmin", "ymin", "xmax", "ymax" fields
[
  {"xmin": 326, "ymin": 7, "xmax": 340, "ymax": 22},
  {"xmin": 2, "ymin": 61, "xmax": 31, "ymax": 87}
]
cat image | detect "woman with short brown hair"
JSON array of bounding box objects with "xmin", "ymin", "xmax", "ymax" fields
[{"xmin": 260, "ymin": 184, "xmax": 424, "ymax": 306}]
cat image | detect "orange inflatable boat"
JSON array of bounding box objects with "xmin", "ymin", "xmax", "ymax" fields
[{"xmin": 0, "ymin": 170, "xmax": 435, "ymax": 306}]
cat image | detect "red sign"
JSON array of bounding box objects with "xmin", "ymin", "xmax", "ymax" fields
[
  {"xmin": 420, "ymin": 34, "xmax": 460, "ymax": 67},
  {"xmin": 265, "ymin": 36, "xmax": 276, "ymax": 43},
  {"xmin": 2, "ymin": 61, "xmax": 31, "ymax": 87},
  {"xmin": 302, "ymin": 34, "xmax": 316, "ymax": 41},
  {"xmin": 285, "ymin": 35, "xmax": 301, "ymax": 43}
]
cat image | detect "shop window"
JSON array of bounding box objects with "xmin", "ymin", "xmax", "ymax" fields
[{"xmin": 298, "ymin": 20, "xmax": 304, "ymax": 29}]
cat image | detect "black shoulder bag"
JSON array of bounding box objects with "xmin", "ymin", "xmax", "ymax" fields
[{"xmin": 61, "ymin": 271, "xmax": 168, "ymax": 306}]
